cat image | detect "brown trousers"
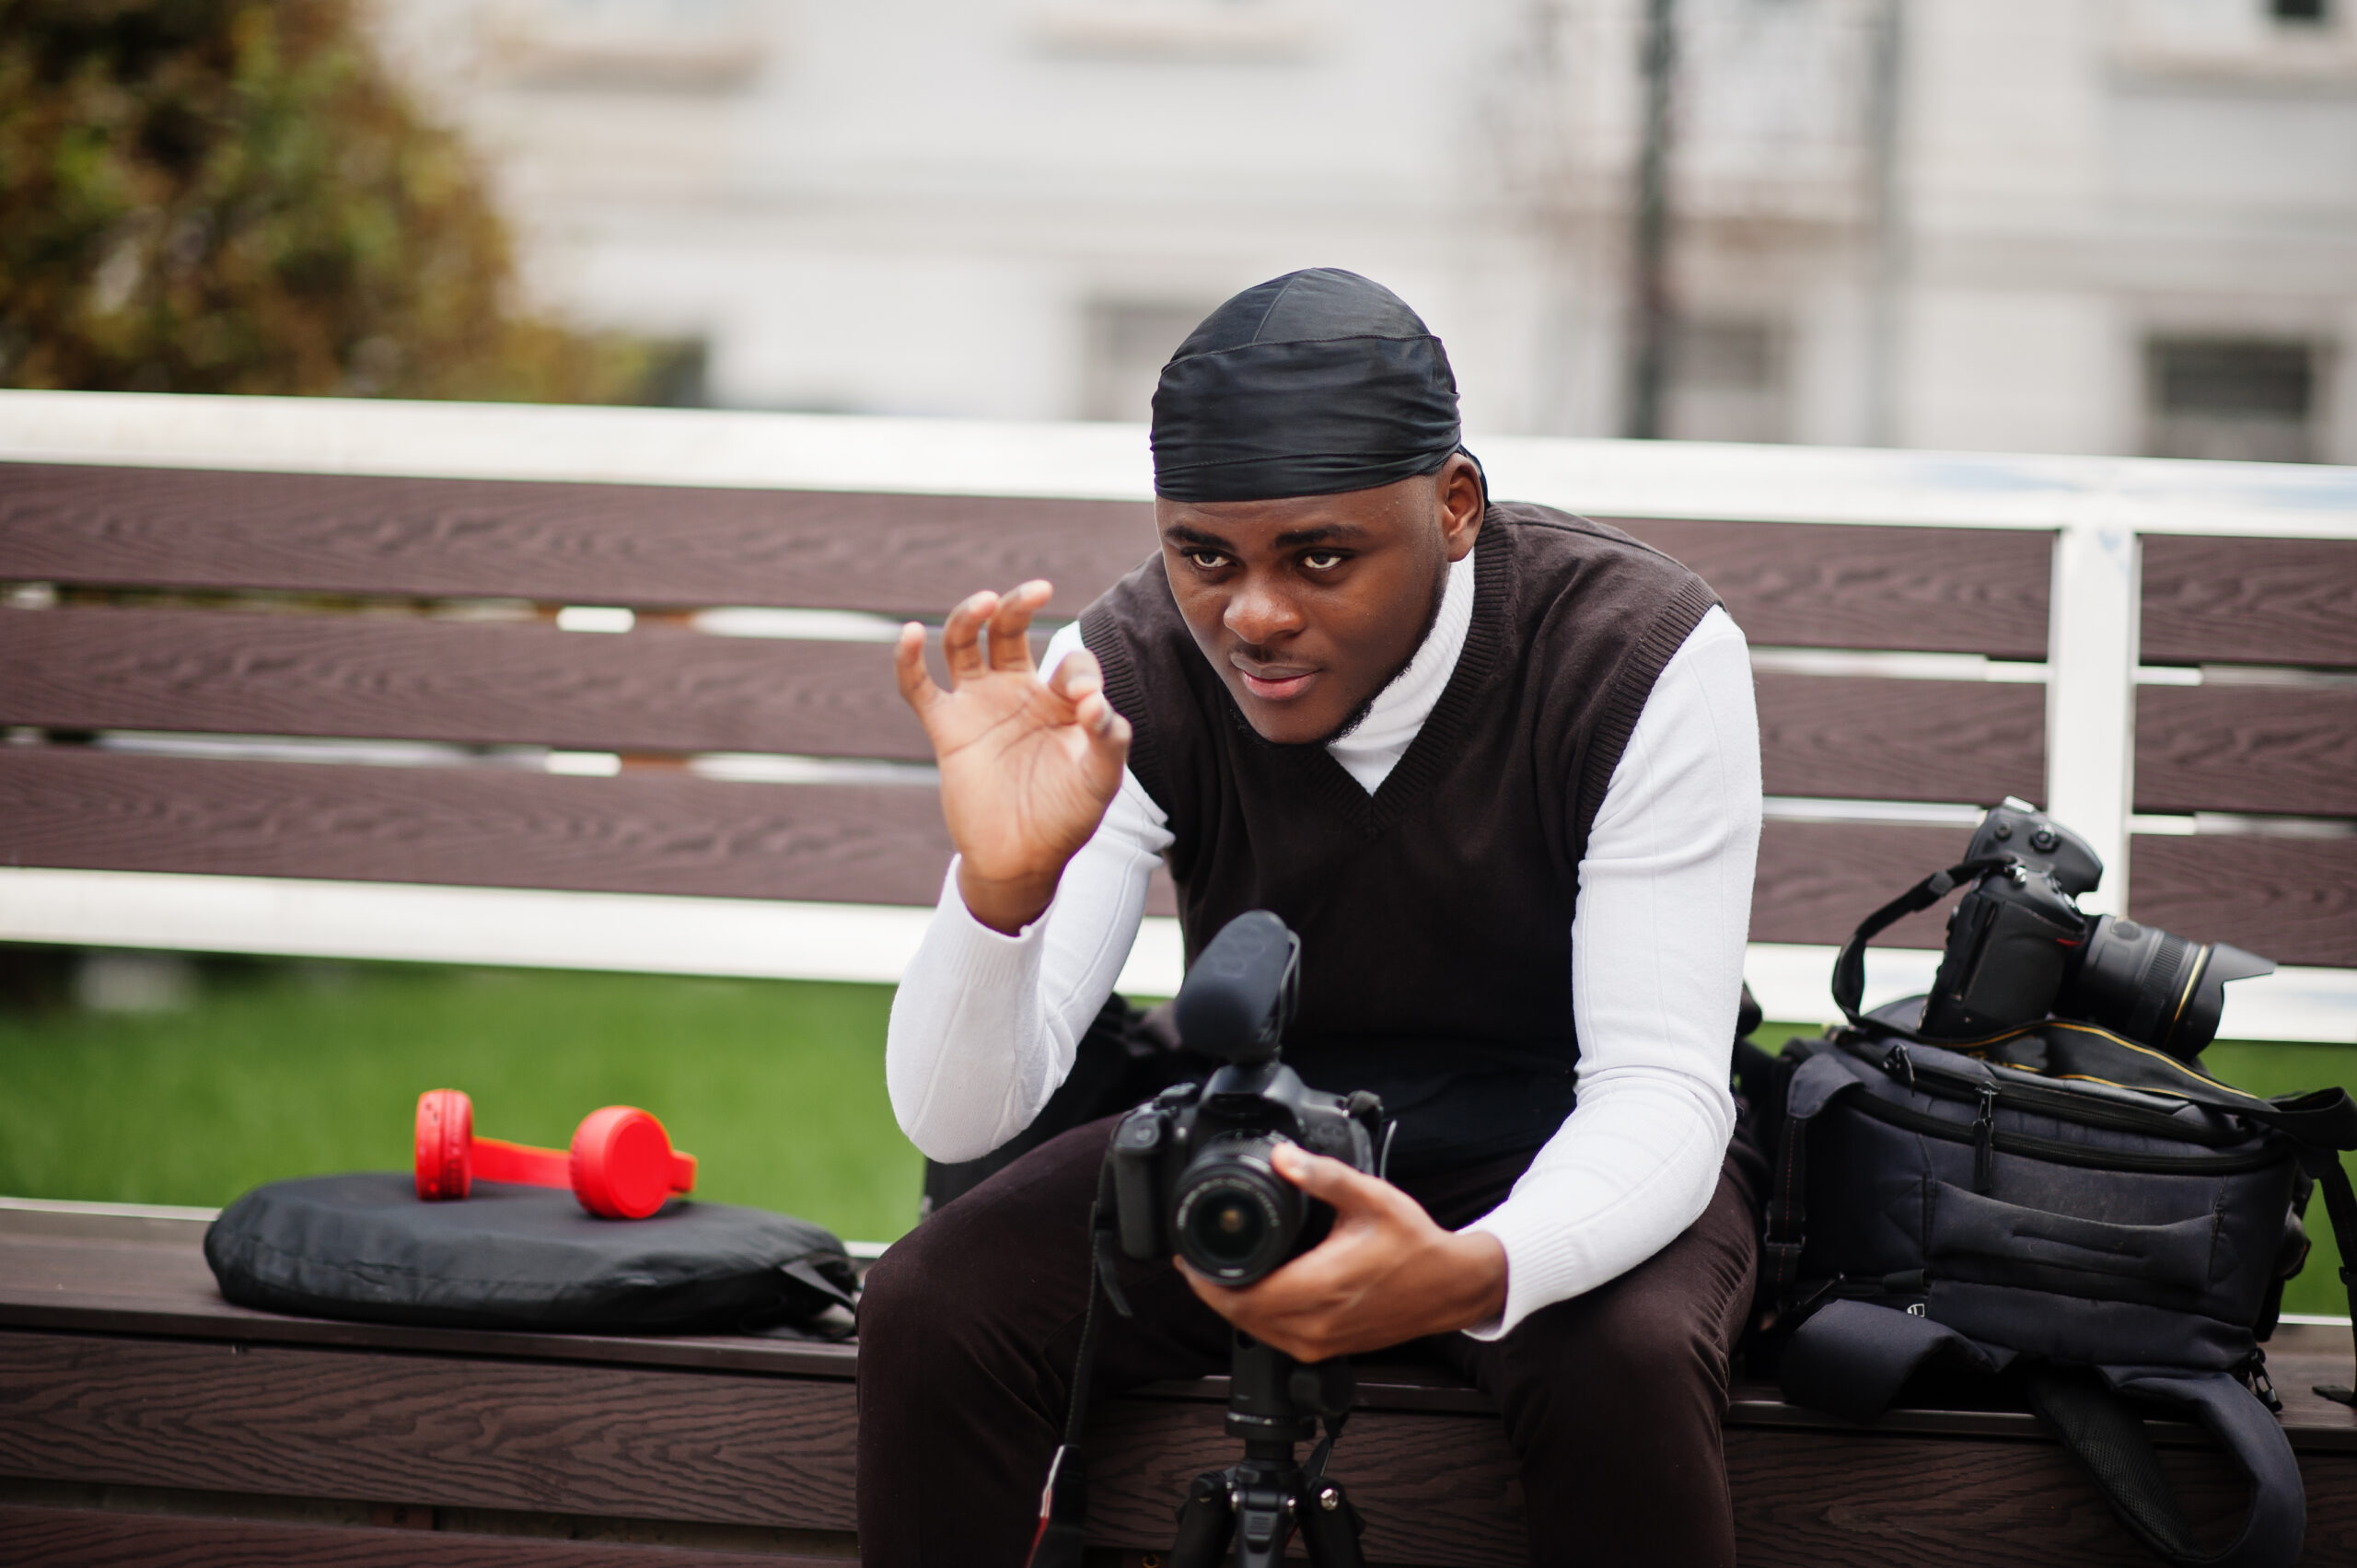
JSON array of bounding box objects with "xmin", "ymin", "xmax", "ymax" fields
[{"xmin": 856, "ymin": 1118, "xmax": 1762, "ymax": 1568}]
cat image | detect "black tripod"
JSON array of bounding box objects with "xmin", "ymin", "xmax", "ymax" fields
[{"xmin": 1167, "ymin": 1331, "xmax": 1367, "ymax": 1568}]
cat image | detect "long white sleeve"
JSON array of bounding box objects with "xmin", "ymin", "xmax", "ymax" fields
[
  {"xmin": 884, "ymin": 622, "xmax": 1172, "ymax": 1162},
  {"xmin": 1458, "ymin": 607, "xmax": 1760, "ymax": 1337}
]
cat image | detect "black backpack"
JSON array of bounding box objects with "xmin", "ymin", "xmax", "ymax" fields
[{"xmin": 1744, "ymin": 939, "xmax": 2357, "ymax": 1568}]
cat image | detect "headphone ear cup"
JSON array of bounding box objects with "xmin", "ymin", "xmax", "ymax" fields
[
  {"xmin": 414, "ymin": 1088, "xmax": 474, "ymax": 1201},
  {"xmin": 570, "ymin": 1106, "xmax": 682, "ymax": 1220}
]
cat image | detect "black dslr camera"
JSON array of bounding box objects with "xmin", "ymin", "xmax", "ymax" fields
[
  {"xmin": 1920, "ymin": 797, "xmax": 2272, "ymax": 1057},
  {"xmin": 1109, "ymin": 911, "xmax": 1386, "ymax": 1286}
]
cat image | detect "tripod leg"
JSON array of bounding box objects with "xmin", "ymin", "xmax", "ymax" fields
[
  {"xmin": 1167, "ymin": 1470, "xmax": 1234, "ymax": 1568},
  {"xmin": 1292, "ymin": 1473, "xmax": 1367, "ymax": 1568}
]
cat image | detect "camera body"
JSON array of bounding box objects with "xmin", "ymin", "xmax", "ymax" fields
[
  {"xmin": 1109, "ymin": 911, "xmax": 1385, "ymax": 1286},
  {"xmin": 1920, "ymin": 797, "xmax": 2272, "ymax": 1057}
]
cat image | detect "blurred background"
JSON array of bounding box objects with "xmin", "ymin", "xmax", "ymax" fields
[
  {"xmin": 2, "ymin": 0, "xmax": 2352, "ymax": 1295},
  {"xmin": 10, "ymin": 0, "xmax": 2355, "ymax": 450}
]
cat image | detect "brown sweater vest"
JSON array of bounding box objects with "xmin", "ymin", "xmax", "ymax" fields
[{"xmin": 1081, "ymin": 503, "xmax": 1719, "ymax": 1166}]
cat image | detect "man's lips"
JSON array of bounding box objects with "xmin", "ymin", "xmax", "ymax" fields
[{"xmin": 1233, "ymin": 656, "xmax": 1318, "ymax": 702}]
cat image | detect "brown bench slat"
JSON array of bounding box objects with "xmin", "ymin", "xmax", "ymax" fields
[
  {"xmin": 0, "ymin": 751, "xmax": 1956, "ymax": 944},
  {"xmin": 12, "ymin": 1225, "xmax": 2350, "ymax": 1448},
  {"xmin": 0, "ymin": 749, "xmax": 954, "ymax": 905},
  {"xmin": 0, "ymin": 605, "xmax": 931, "ymax": 761},
  {"xmin": 2135, "ymin": 685, "xmax": 2357, "ymax": 819},
  {"xmin": 2131, "ymin": 830, "xmax": 2347, "ymax": 966},
  {"xmin": 0, "ymin": 1228, "xmax": 864, "ymax": 1383},
  {"xmin": 0, "ymin": 1506, "xmax": 853, "ymax": 1568},
  {"xmin": 0, "ymin": 463, "xmax": 1155, "ymax": 618},
  {"xmin": 1611, "ymin": 518, "xmax": 2053, "ymax": 659},
  {"xmin": 0, "ymin": 465, "xmax": 2060, "ymax": 658},
  {"xmin": 0, "ymin": 1331, "xmax": 859, "ymax": 1533},
  {"xmin": 1758, "ymin": 675, "xmax": 2043, "ymax": 806},
  {"xmin": 0, "ymin": 608, "xmax": 2048, "ymax": 810},
  {"xmin": 1752, "ymin": 821, "xmax": 1968, "ymax": 949},
  {"xmin": 2142, "ymin": 535, "xmax": 2357, "ymax": 669},
  {"xmin": 1723, "ymin": 1428, "xmax": 2355, "ymax": 1568},
  {"xmin": 2129, "ymin": 835, "xmax": 2357, "ymax": 970},
  {"xmin": 7, "ymin": 1328, "xmax": 2349, "ymax": 1568},
  {"xmin": 6, "ymin": 1228, "xmax": 2352, "ymax": 1565}
]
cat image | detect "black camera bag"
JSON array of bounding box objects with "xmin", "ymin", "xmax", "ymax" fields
[
  {"xmin": 1747, "ymin": 865, "xmax": 2357, "ymax": 1568},
  {"xmin": 207, "ymin": 1172, "xmax": 858, "ymax": 1336}
]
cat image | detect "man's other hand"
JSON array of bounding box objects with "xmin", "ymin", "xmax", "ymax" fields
[
  {"xmin": 895, "ymin": 581, "xmax": 1132, "ymax": 935},
  {"xmin": 1178, "ymin": 1143, "xmax": 1508, "ymax": 1361}
]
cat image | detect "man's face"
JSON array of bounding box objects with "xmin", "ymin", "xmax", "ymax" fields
[{"xmin": 1155, "ymin": 457, "xmax": 1484, "ymax": 746}]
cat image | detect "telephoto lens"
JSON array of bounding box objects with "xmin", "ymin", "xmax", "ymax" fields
[
  {"xmin": 1172, "ymin": 1131, "xmax": 1307, "ymax": 1285},
  {"xmin": 2066, "ymin": 917, "xmax": 2274, "ymax": 1061}
]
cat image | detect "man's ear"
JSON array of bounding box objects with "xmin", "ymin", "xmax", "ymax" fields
[{"xmin": 1436, "ymin": 454, "xmax": 1485, "ymax": 562}]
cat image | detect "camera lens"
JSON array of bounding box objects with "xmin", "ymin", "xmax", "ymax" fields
[
  {"xmin": 1191, "ymin": 1191, "xmax": 1270, "ymax": 1265},
  {"xmin": 1170, "ymin": 1132, "xmax": 1304, "ymax": 1285},
  {"xmin": 2065, "ymin": 915, "xmax": 2272, "ymax": 1060}
]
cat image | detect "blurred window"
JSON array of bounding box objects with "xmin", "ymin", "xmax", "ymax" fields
[
  {"xmin": 1031, "ymin": 1, "xmax": 1328, "ymax": 62},
  {"xmin": 1663, "ymin": 319, "xmax": 1789, "ymax": 445},
  {"xmin": 2270, "ymin": 0, "xmax": 2329, "ymax": 23},
  {"xmin": 481, "ymin": 0, "xmax": 771, "ymax": 90},
  {"xmin": 1082, "ymin": 301, "xmax": 1212, "ymax": 423},
  {"xmin": 2145, "ymin": 338, "xmax": 2322, "ymax": 463}
]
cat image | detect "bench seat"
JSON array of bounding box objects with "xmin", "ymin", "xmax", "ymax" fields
[{"xmin": 3, "ymin": 1206, "xmax": 2351, "ymax": 1567}]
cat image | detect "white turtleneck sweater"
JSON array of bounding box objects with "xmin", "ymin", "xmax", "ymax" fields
[{"xmin": 885, "ymin": 551, "xmax": 1762, "ymax": 1337}]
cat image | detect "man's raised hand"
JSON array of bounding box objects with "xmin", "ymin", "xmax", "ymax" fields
[{"xmin": 895, "ymin": 581, "xmax": 1132, "ymax": 935}]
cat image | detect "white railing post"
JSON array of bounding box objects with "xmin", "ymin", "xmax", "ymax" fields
[{"xmin": 2044, "ymin": 513, "xmax": 2141, "ymax": 917}]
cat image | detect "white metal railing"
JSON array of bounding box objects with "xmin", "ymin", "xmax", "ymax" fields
[{"xmin": 2, "ymin": 390, "xmax": 2352, "ymax": 1040}]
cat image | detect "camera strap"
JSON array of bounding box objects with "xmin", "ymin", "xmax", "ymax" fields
[
  {"xmin": 1829, "ymin": 856, "xmax": 2013, "ymax": 1040},
  {"xmin": 1024, "ymin": 1166, "xmax": 1133, "ymax": 1568}
]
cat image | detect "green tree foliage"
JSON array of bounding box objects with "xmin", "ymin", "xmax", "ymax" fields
[{"xmin": 0, "ymin": 0, "xmax": 652, "ymax": 401}]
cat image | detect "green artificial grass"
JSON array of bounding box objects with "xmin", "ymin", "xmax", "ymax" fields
[
  {"xmin": 1, "ymin": 968, "xmax": 2348, "ymax": 1316},
  {"xmin": 1750, "ymin": 1021, "xmax": 2357, "ymax": 1319},
  {"xmin": 0, "ymin": 959, "xmax": 922, "ymax": 1245}
]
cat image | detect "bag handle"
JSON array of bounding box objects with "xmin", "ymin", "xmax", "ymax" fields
[
  {"xmin": 2297, "ymin": 1149, "xmax": 2357, "ymax": 1407},
  {"xmin": 2023, "ymin": 1365, "xmax": 2305, "ymax": 1568},
  {"xmin": 1829, "ymin": 857, "xmax": 2009, "ymax": 1039}
]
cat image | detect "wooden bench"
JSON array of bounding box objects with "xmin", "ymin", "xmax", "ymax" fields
[{"xmin": 2, "ymin": 390, "xmax": 2353, "ymax": 1563}]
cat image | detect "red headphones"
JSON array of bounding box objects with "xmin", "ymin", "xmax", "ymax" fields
[{"xmin": 413, "ymin": 1088, "xmax": 699, "ymax": 1220}]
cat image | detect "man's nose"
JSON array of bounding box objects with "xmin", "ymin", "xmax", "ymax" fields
[{"xmin": 1224, "ymin": 575, "xmax": 1304, "ymax": 645}]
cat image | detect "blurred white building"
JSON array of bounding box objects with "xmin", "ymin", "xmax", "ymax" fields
[{"xmin": 374, "ymin": 0, "xmax": 2357, "ymax": 461}]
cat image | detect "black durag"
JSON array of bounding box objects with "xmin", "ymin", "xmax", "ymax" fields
[{"xmin": 1150, "ymin": 268, "xmax": 1477, "ymax": 503}]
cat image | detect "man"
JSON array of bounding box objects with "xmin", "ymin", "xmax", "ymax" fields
[{"xmin": 859, "ymin": 269, "xmax": 1763, "ymax": 1566}]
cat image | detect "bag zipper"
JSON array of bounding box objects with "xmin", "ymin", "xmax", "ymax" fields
[
  {"xmin": 1843, "ymin": 1090, "xmax": 2283, "ymax": 1175},
  {"xmin": 1851, "ymin": 1039, "xmax": 2252, "ymax": 1147},
  {"xmin": 1972, "ymin": 1086, "xmax": 1997, "ymax": 1193}
]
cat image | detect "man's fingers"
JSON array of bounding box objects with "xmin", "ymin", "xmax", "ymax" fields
[
  {"xmin": 986, "ymin": 580, "xmax": 1051, "ymax": 673},
  {"xmin": 1089, "ymin": 706, "xmax": 1134, "ymax": 764},
  {"xmin": 1178, "ymin": 1258, "xmax": 1343, "ymax": 1362},
  {"xmin": 1271, "ymin": 1144, "xmax": 1390, "ymax": 1215},
  {"xmin": 1051, "ymin": 650, "xmax": 1132, "ymax": 755},
  {"xmin": 893, "ymin": 622, "xmax": 943, "ymax": 717},
  {"xmin": 1044, "ymin": 645, "xmax": 1099, "ymax": 702},
  {"xmin": 939, "ymin": 592, "xmax": 997, "ymax": 683}
]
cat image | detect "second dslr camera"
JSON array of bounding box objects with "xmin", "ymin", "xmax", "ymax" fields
[
  {"xmin": 1109, "ymin": 911, "xmax": 1386, "ymax": 1286},
  {"xmin": 1920, "ymin": 798, "xmax": 2272, "ymax": 1057}
]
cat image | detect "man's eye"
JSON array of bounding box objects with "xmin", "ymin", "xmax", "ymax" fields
[
  {"xmin": 1302, "ymin": 551, "xmax": 1345, "ymax": 571},
  {"xmin": 1187, "ymin": 550, "xmax": 1228, "ymax": 571}
]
